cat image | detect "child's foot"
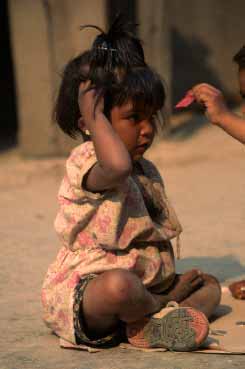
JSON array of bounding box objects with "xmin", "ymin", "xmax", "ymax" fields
[{"xmin": 126, "ymin": 303, "xmax": 209, "ymax": 351}]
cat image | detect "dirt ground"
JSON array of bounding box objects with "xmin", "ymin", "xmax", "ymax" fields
[{"xmin": 1, "ymin": 112, "xmax": 245, "ymax": 369}]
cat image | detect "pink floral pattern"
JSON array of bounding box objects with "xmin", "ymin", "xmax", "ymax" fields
[{"xmin": 42, "ymin": 141, "xmax": 182, "ymax": 344}]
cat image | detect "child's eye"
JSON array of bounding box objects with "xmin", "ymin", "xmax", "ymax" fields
[{"xmin": 128, "ymin": 114, "xmax": 140, "ymax": 122}]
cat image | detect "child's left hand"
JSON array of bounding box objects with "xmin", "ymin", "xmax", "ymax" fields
[{"xmin": 167, "ymin": 269, "xmax": 204, "ymax": 303}]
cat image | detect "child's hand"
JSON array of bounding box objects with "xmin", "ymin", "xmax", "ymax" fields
[
  {"xmin": 191, "ymin": 83, "xmax": 229, "ymax": 125},
  {"xmin": 167, "ymin": 269, "xmax": 204, "ymax": 303},
  {"xmin": 78, "ymin": 81, "xmax": 104, "ymax": 125}
]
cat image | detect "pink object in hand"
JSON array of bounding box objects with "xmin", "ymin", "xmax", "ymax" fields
[{"xmin": 175, "ymin": 91, "xmax": 195, "ymax": 108}]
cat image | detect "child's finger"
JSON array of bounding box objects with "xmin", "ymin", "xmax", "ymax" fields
[
  {"xmin": 192, "ymin": 86, "xmax": 222, "ymax": 107},
  {"xmin": 78, "ymin": 80, "xmax": 91, "ymax": 98},
  {"xmin": 79, "ymin": 80, "xmax": 91, "ymax": 90},
  {"xmin": 194, "ymin": 91, "xmax": 215, "ymax": 105},
  {"xmin": 192, "ymin": 83, "xmax": 219, "ymax": 95},
  {"xmin": 190, "ymin": 276, "xmax": 204, "ymax": 289},
  {"xmin": 185, "ymin": 268, "xmax": 202, "ymax": 277}
]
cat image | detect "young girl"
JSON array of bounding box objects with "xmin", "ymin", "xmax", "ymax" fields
[{"xmin": 42, "ymin": 17, "xmax": 221, "ymax": 352}]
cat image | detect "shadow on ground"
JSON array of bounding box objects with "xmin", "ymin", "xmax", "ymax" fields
[{"xmin": 176, "ymin": 255, "xmax": 245, "ymax": 282}]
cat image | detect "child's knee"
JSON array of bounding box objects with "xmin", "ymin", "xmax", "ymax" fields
[
  {"xmin": 102, "ymin": 269, "xmax": 145, "ymax": 306},
  {"xmin": 203, "ymin": 273, "xmax": 221, "ymax": 304},
  {"xmin": 203, "ymin": 273, "xmax": 221, "ymax": 287}
]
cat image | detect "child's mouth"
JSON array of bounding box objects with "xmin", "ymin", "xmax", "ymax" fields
[
  {"xmin": 135, "ymin": 143, "xmax": 149, "ymax": 153},
  {"xmin": 135, "ymin": 144, "xmax": 150, "ymax": 155}
]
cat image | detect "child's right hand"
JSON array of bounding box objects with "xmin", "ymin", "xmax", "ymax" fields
[{"xmin": 78, "ymin": 81, "xmax": 104, "ymax": 125}]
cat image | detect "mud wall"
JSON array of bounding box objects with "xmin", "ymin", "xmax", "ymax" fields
[
  {"xmin": 7, "ymin": 0, "xmax": 245, "ymax": 156},
  {"xmin": 167, "ymin": 0, "xmax": 245, "ymax": 103},
  {"xmin": 8, "ymin": 0, "xmax": 107, "ymax": 156}
]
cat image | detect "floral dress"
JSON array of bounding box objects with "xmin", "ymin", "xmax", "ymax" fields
[{"xmin": 41, "ymin": 141, "xmax": 182, "ymax": 345}]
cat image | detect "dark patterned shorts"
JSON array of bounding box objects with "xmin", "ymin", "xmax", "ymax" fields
[{"xmin": 73, "ymin": 274, "xmax": 125, "ymax": 348}]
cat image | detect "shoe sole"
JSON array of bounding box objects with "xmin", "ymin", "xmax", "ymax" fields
[{"xmin": 143, "ymin": 307, "xmax": 209, "ymax": 351}]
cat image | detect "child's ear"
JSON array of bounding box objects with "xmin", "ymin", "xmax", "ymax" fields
[
  {"xmin": 78, "ymin": 117, "xmax": 90, "ymax": 136},
  {"xmin": 78, "ymin": 117, "xmax": 86, "ymax": 132}
]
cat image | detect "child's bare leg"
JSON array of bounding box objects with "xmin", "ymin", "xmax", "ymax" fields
[
  {"xmin": 81, "ymin": 268, "xmax": 213, "ymax": 340},
  {"xmin": 82, "ymin": 269, "xmax": 165, "ymax": 339},
  {"xmin": 179, "ymin": 273, "xmax": 221, "ymax": 319}
]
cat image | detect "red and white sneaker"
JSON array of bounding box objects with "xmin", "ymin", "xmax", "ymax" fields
[{"xmin": 126, "ymin": 303, "xmax": 209, "ymax": 352}]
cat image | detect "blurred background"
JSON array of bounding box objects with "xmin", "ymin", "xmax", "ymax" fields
[{"xmin": 1, "ymin": 0, "xmax": 245, "ymax": 157}]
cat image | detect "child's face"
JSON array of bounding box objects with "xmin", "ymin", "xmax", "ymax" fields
[
  {"xmin": 110, "ymin": 100, "xmax": 156, "ymax": 161},
  {"xmin": 238, "ymin": 68, "xmax": 245, "ymax": 114}
]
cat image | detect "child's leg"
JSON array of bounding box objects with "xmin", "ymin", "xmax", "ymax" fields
[
  {"xmin": 179, "ymin": 273, "xmax": 221, "ymax": 319},
  {"xmin": 81, "ymin": 268, "xmax": 210, "ymax": 351},
  {"xmin": 160, "ymin": 271, "xmax": 221, "ymax": 319},
  {"xmin": 81, "ymin": 268, "xmax": 206, "ymax": 339},
  {"xmin": 82, "ymin": 269, "xmax": 164, "ymax": 339}
]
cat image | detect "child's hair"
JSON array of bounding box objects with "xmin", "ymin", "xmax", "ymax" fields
[
  {"xmin": 54, "ymin": 50, "xmax": 91, "ymax": 139},
  {"xmin": 54, "ymin": 15, "xmax": 166, "ymax": 138},
  {"xmin": 82, "ymin": 15, "xmax": 145, "ymax": 78},
  {"xmin": 233, "ymin": 45, "xmax": 245, "ymax": 68}
]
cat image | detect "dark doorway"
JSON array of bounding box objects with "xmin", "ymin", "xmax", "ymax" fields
[
  {"xmin": 0, "ymin": 0, "xmax": 17, "ymax": 151},
  {"xmin": 107, "ymin": 0, "xmax": 136, "ymax": 27}
]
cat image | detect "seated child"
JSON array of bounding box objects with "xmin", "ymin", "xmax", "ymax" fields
[{"xmin": 42, "ymin": 16, "xmax": 221, "ymax": 352}]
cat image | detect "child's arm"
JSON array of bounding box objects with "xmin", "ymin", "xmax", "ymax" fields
[
  {"xmin": 192, "ymin": 83, "xmax": 245, "ymax": 144},
  {"xmin": 78, "ymin": 83, "xmax": 132, "ymax": 192}
]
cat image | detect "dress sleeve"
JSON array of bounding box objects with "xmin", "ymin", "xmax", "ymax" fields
[{"xmin": 65, "ymin": 141, "xmax": 104, "ymax": 200}]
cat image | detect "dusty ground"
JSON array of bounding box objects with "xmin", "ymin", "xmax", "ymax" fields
[{"xmin": 1, "ymin": 112, "xmax": 245, "ymax": 369}]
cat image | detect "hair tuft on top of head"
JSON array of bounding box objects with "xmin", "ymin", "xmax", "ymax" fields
[
  {"xmin": 79, "ymin": 24, "xmax": 105, "ymax": 35},
  {"xmin": 233, "ymin": 45, "xmax": 245, "ymax": 68},
  {"xmin": 79, "ymin": 14, "xmax": 147, "ymax": 117},
  {"xmin": 80, "ymin": 13, "xmax": 145, "ymax": 77},
  {"xmin": 106, "ymin": 13, "xmax": 138, "ymax": 42}
]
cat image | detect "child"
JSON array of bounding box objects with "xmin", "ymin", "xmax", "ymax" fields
[
  {"xmin": 42, "ymin": 17, "xmax": 221, "ymax": 352},
  {"xmin": 191, "ymin": 45, "xmax": 245, "ymax": 144}
]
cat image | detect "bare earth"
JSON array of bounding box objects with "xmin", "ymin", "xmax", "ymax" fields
[{"xmin": 1, "ymin": 113, "xmax": 245, "ymax": 369}]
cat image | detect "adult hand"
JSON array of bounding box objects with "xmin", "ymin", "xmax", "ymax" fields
[{"xmin": 192, "ymin": 83, "xmax": 229, "ymax": 125}]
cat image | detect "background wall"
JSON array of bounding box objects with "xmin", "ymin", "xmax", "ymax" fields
[
  {"xmin": 2, "ymin": 0, "xmax": 245, "ymax": 156},
  {"xmin": 167, "ymin": 0, "xmax": 245, "ymax": 104}
]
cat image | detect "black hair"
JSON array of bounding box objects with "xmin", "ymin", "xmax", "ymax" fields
[
  {"xmin": 82, "ymin": 14, "xmax": 146, "ymax": 75},
  {"xmin": 54, "ymin": 15, "xmax": 166, "ymax": 138},
  {"xmin": 54, "ymin": 50, "xmax": 91, "ymax": 138},
  {"xmin": 233, "ymin": 45, "xmax": 245, "ymax": 68}
]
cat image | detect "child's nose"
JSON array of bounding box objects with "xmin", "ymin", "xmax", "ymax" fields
[{"xmin": 140, "ymin": 119, "xmax": 154, "ymax": 137}]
